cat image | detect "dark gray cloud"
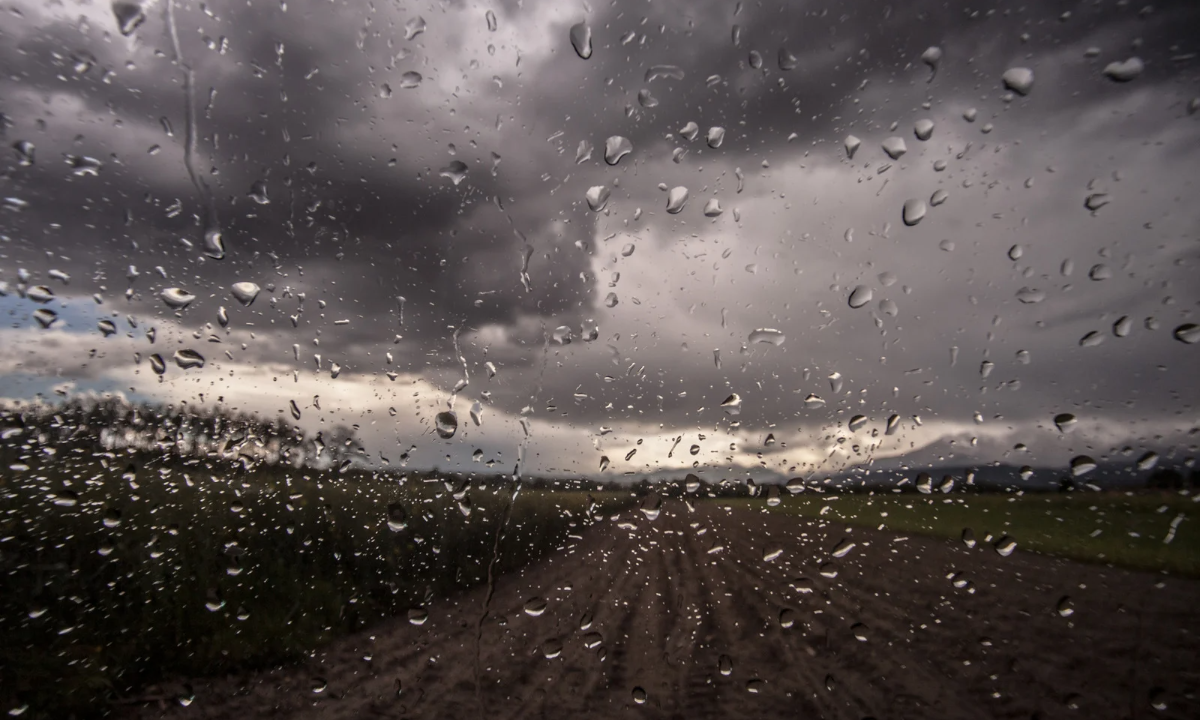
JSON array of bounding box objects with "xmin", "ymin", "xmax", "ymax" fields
[{"xmin": 0, "ymin": 0, "xmax": 1198, "ymax": 479}]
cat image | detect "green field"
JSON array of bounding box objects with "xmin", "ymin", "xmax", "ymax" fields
[
  {"xmin": 737, "ymin": 491, "xmax": 1200, "ymax": 576},
  {"xmin": 0, "ymin": 448, "xmax": 634, "ymax": 718}
]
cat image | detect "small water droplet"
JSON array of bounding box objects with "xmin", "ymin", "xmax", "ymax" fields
[{"xmin": 779, "ymin": 608, "xmax": 796, "ymax": 628}]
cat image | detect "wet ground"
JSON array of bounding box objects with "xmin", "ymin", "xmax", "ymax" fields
[{"xmin": 122, "ymin": 500, "xmax": 1200, "ymax": 719}]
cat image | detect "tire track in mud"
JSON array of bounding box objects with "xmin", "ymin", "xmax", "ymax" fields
[{"xmin": 123, "ymin": 499, "xmax": 1200, "ymax": 720}]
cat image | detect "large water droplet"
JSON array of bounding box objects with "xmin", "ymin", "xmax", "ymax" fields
[
  {"xmin": 604, "ymin": 136, "xmax": 632, "ymax": 165},
  {"xmin": 230, "ymin": 282, "xmax": 260, "ymax": 306},
  {"xmin": 25, "ymin": 285, "xmax": 54, "ymax": 303},
  {"xmin": 399, "ymin": 71, "xmax": 422, "ymax": 88},
  {"xmin": 486, "ymin": 9, "xmax": 497, "ymax": 32},
  {"xmin": 914, "ymin": 118, "xmax": 935, "ymax": 141},
  {"xmin": 847, "ymin": 415, "xmax": 867, "ymax": 432},
  {"xmin": 386, "ymin": 503, "xmax": 408, "ymax": 531},
  {"xmin": 748, "ymin": 328, "xmax": 785, "ymax": 346},
  {"xmin": 403, "ymin": 16, "xmax": 426, "ymax": 41},
  {"xmin": 569, "ymin": 21, "xmax": 592, "ymax": 59},
  {"xmin": 160, "ymin": 287, "xmax": 196, "ymax": 310},
  {"xmin": 1054, "ymin": 413, "xmax": 1077, "ymax": 433},
  {"xmin": 148, "ymin": 354, "xmax": 166, "ymax": 375},
  {"xmin": 631, "ymin": 687, "xmax": 647, "ymax": 705},
  {"xmin": 706, "ymin": 126, "xmax": 726, "ymax": 148},
  {"xmin": 644, "ymin": 65, "xmax": 685, "ymax": 83},
  {"xmin": 1103, "ymin": 57, "xmax": 1144, "ymax": 82},
  {"xmin": 1173, "ymin": 323, "xmax": 1199, "ymax": 344},
  {"xmin": 112, "ymin": 1, "xmax": 146, "ymax": 36},
  {"xmin": 994, "ymin": 535, "xmax": 1017, "ymax": 557},
  {"xmin": 844, "ymin": 135, "xmax": 861, "ymax": 159},
  {"xmin": 523, "ymin": 597, "xmax": 547, "ymax": 617},
  {"xmin": 439, "ymin": 160, "xmax": 469, "ymax": 186},
  {"xmin": 98, "ymin": 319, "xmax": 117, "ymax": 336},
  {"xmin": 1002, "ymin": 67, "xmax": 1034, "ymax": 95},
  {"xmin": 930, "ymin": 188, "xmax": 949, "ymax": 207},
  {"xmin": 1084, "ymin": 193, "xmax": 1110, "ymax": 212},
  {"xmin": 586, "ymin": 185, "xmax": 611, "ymax": 212},
  {"xmin": 921, "ymin": 46, "xmax": 942, "ymax": 81},
  {"xmin": 1113, "ymin": 315, "xmax": 1132, "ymax": 337},
  {"xmin": 777, "ymin": 47, "xmax": 797, "ymax": 70},
  {"xmin": 435, "ymin": 411, "xmax": 458, "ymax": 438},
  {"xmin": 12, "ymin": 140, "xmax": 34, "ymax": 167},
  {"xmin": 902, "ymin": 199, "xmax": 927, "ymax": 226},
  {"xmin": 1056, "ymin": 596, "xmax": 1075, "ymax": 617},
  {"xmin": 881, "ymin": 136, "xmax": 907, "ymax": 159},
  {"xmin": 1016, "ymin": 287, "xmax": 1045, "ymax": 304},
  {"xmin": 173, "ymin": 349, "xmax": 205, "ymax": 369},
  {"xmin": 703, "ymin": 198, "xmax": 723, "ymax": 217},
  {"xmin": 666, "ymin": 186, "xmax": 689, "ymax": 214},
  {"xmin": 848, "ymin": 285, "xmax": 873, "ymax": 308},
  {"xmin": 720, "ymin": 393, "xmax": 742, "ymax": 415},
  {"xmin": 1070, "ymin": 455, "xmax": 1097, "ymax": 477}
]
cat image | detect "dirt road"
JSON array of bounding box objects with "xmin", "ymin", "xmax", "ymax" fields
[{"xmin": 122, "ymin": 500, "xmax": 1200, "ymax": 719}]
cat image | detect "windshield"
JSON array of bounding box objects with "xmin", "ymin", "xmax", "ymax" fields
[{"xmin": 1, "ymin": 1, "xmax": 1198, "ymax": 718}]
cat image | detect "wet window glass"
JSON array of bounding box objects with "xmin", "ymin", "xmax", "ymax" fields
[{"xmin": 1, "ymin": 1, "xmax": 1198, "ymax": 717}]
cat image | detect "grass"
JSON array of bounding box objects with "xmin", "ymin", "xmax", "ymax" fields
[
  {"xmin": 0, "ymin": 445, "xmax": 634, "ymax": 718},
  {"xmin": 737, "ymin": 490, "xmax": 1200, "ymax": 576}
]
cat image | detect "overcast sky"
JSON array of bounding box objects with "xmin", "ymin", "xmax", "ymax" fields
[{"xmin": 1, "ymin": 0, "xmax": 1197, "ymax": 481}]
